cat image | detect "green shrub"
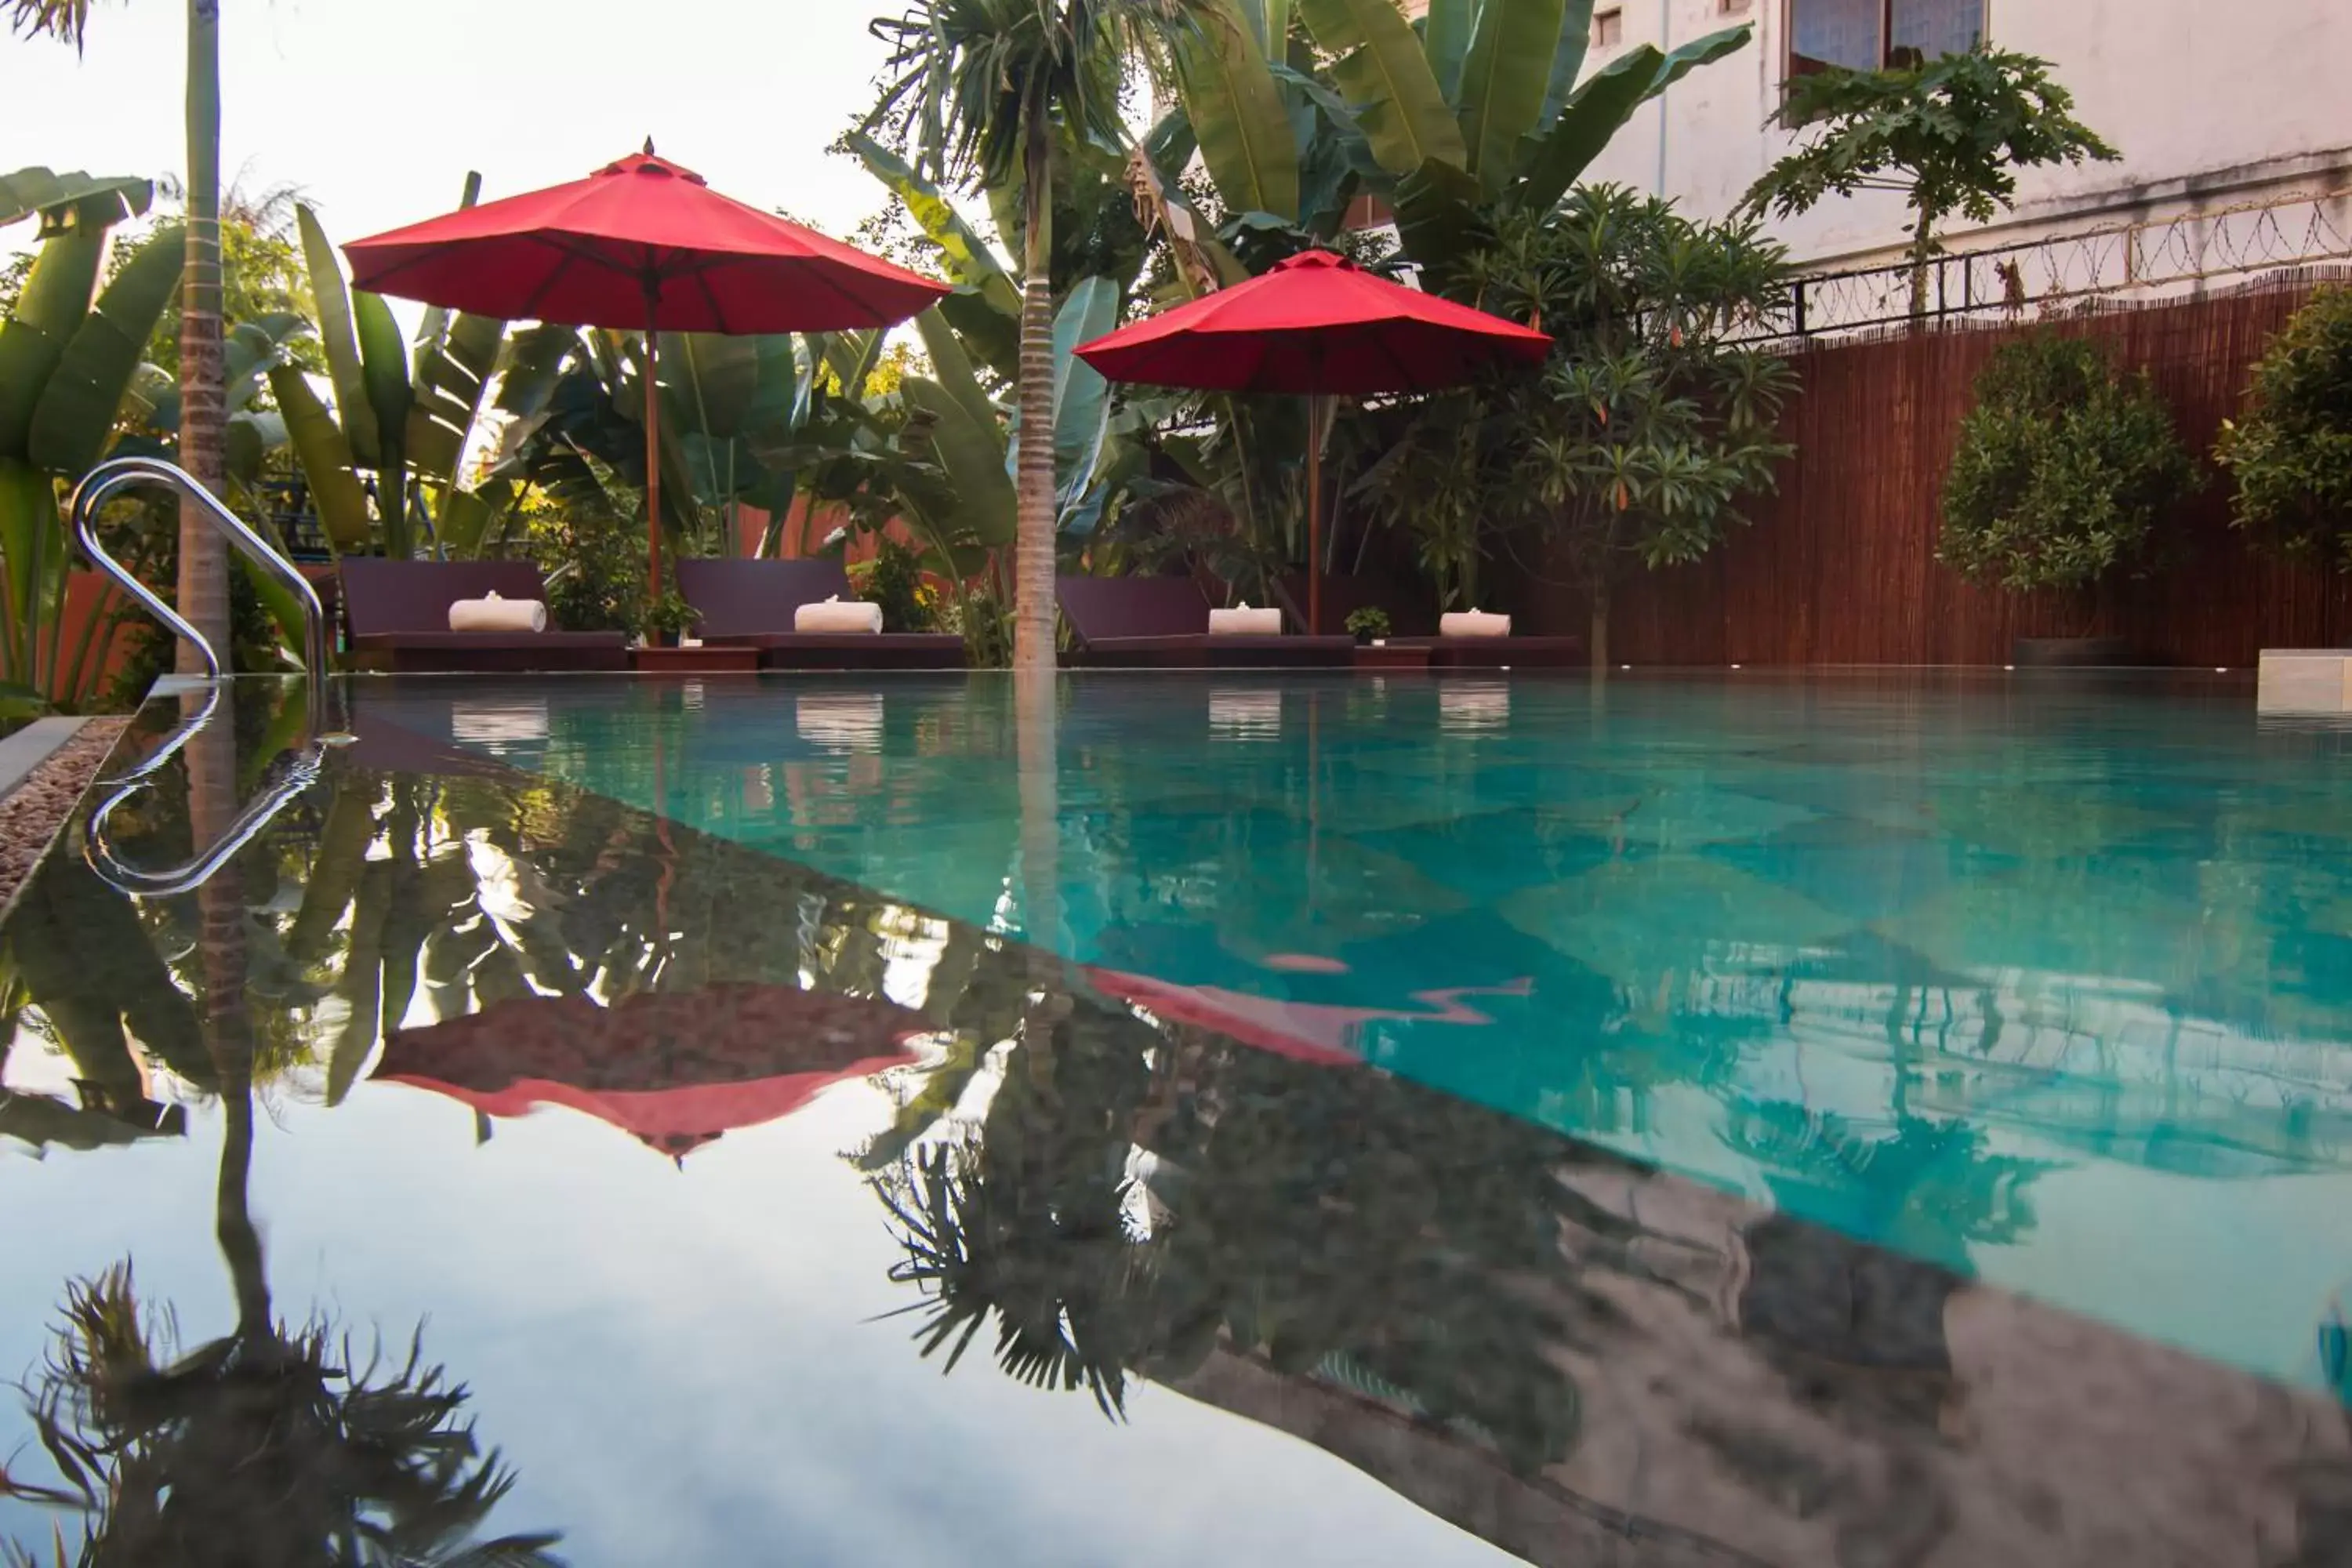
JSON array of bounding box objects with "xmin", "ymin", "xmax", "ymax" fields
[
  {"xmin": 2216, "ymin": 285, "xmax": 2352, "ymax": 569},
  {"xmin": 847, "ymin": 536, "xmax": 935, "ymax": 632},
  {"xmin": 522, "ymin": 495, "xmax": 642, "ymax": 634},
  {"xmin": 1940, "ymin": 333, "xmax": 2197, "ymax": 599},
  {"xmin": 1344, "ymin": 606, "xmax": 1392, "ymax": 643}
]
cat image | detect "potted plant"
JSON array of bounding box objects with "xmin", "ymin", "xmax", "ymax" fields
[
  {"xmin": 1344, "ymin": 606, "xmax": 1392, "ymax": 646},
  {"xmin": 1940, "ymin": 332, "xmax": 2198, "ymax": 666},
  {"xmin": 639, "ymin": 590, "xmax": 702, "ymax": 649}
]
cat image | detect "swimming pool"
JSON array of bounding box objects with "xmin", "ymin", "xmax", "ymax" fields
[{"xmin": 3, "ymin": 670, "xmax": 2349, "ymax": 1564}]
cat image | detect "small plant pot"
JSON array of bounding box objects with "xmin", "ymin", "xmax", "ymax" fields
[
  {"xmin": 646, "ymin": 628, "xmax": 681, "ymax": 650},
  {"xmin": 2012, "ymin": 636, "xmax": 2136, "ymax": 668}
]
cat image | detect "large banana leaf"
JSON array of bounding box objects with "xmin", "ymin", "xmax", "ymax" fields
[
  {"xmin": 1512, "ymin": 25, "xmax": 1749, "ymax": 213},
  {"xmin": 1457, "ymin": 0, "xmax": 1569, "ymax": 192},
  {"xmin": 495, "ymin": 324, "xmax": 579, "ymax": 421},
  {"xmin": 1050, "ymin": 277, "xmax": 1120, "ymax": 485},
  {"xmin": 0, "ymin": 227, "xmax": 103, "ymax": 461},
  {"xmin": 354, "ymin": 289, "xmax": 412, "ymax": 550},
  {"xmin": 1177, "ymin": 0, "xmax": 1301, "ymax": 223},
  {"xmin": 408, "ymin": 310, "xmax": 505, "ymax": 488},
  {"xmin": 1421, "ymin": 0, "xmax": 1474, "ymax": 102},
  {"xmin": 901, "ymin": 375, "xmax": 1016, "ymax": 550},
  {"xmin": 844, "ymin": 133, "xmax": 1018, "ymax": 316},
  {"xmin": 411, "ymin": 171, "xmax": 483, "ymax": 368},
  {"xmin": 1393, "ymin": 157, "xmax": 1488, "ymax": 278},
  {"xmin": 0, "ymin": 169, "xmax": 151, "ymax": 230},
  {"xmin": 938, "ymin": 289, "xmax": 1020, "ymax": 382},
  {"xmin": 1236, "ymin": 0, "xmax": 1291, "ymax": 56},
  {"xmin": 223, "ymin": 313, "xmax": 311, "ymax": 415},
  {"xmin": 913, "ymin": 308, "xmax": 999, "ymax": 437},
  {"xmin": 296, "ymin": 203, "xmax": 378, "ymax": 468},
  {"xmin": 1295, "ymin": 0, "xmax": 1468, "ymax": 179},
  {"xmin": 0, "ymin": 459, "xmax": 61, "ymax": 678},
  {"xmin": 664, "ymin": 333, "xmax": 762, "ymax": 439},
  {"xmin": 267, "ymin": 364, "xmax": 374, "ymax": 554},
  {"xmin": 735, "ymin": 333, "xmax": 803, "ymax": 443},
  {"xmin": 1536, "ymin": 0, "xmax": 1599, "ymax": 129},
  {"xmin": 27, "ymin": 222, "xmax": 185, "ymax": 478}
]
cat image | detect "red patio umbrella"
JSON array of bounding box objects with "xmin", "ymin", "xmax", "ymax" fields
[
  {"xmin": 1076, "ymin": 250, "xmax": 1550, "ymax": 634},
  {"xmin": 346, "ymin": 145, "xmax": 948, "ymax": 599},
  {"xmin": 376, "ymin": 982, "xmax": 930, "ymax": 1162}
]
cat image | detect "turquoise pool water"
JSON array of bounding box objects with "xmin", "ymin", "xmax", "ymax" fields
[
  {"xmin": 368, "ymin": 670, "xmax": 2352, "ymax": 1394},
  {"xmin": 9, "ymin": 670, "xmax": 2352, "ymax": 1563}
]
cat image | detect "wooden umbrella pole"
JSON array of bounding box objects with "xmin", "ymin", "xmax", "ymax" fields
[
  {"xmin": 644, "ymin": 274, "xmax": 663, "ymax": 606},
  {"xmin": 1307, "ymin": 396, "xmax": 1323, "ymax": 635}
]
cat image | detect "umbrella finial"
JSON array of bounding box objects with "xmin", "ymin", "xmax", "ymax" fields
[{"xmin": 644, "ymin": 136, "xmax": 656, "ymax": 157}]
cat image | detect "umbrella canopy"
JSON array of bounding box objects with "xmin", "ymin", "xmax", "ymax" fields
[
  {"xmin": 376, "ymin": 982, "xmax": 930, "ymax": 1161},
  {"xmin": 344, "ymin": 147, "xmax": 948, "ymax": 597},
  {"xmin": 1073, "ymin": 249, "xmax": 1550, "ymax": 395},
  {"xmin": 1074, "ymin": 251, "xmax": 1549, "ymax": 631}
]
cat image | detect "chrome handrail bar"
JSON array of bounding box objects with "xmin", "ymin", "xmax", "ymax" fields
[{"xmin": 67, "ymin": 456, "xmax": 336, "ymax": 734}]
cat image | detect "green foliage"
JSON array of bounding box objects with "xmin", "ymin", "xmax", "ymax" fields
[
  {"xmin": 1343, "ymin": 604, "xmax": 1389, "ymax": 642},
  {"xmin": 850, "ymin": 535, "xmax": 938, "ymax": 632},
  {"xmin": 1940, "ymin": 332, "xmax": 2197, "ymax": 597},
  {"xmin": 1741, "ymin": 48, "xmax": 2118, "ymax": 299},
  {"xmin": 1367, "ymin": 187, "xmax": 1795, "ymax": 660},
  {"xmin": 2216, "ymin": 285, "xmax": 2352, "ymax": 570},
  {"xmin": 0, "ymin": 179, "xmax": 187, "ymax": 709},
  {"xmin": 522, "ymin": 491, "xmax": 644, "ymax": 634}
]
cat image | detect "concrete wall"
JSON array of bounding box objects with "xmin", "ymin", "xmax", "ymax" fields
[{"xmin": 1403, "ymin": 0, "xmax": 2352, "ymax": 270}]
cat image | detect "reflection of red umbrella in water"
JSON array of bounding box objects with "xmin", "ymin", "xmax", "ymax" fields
[
  {"xmin": 378, "ymin": 985, "xmax": 930, "ymax": 1161},
  {"xmin": 1087, "ymin": 967, "xmax": 1533, "ymax": 1068},
  {"xmin": 1076, "ymin": 251, "xmax": 1549, "ymax": 633},
  {"xmin": 345, "ymin": 146, "xmax": 946, "ymax": 599}
]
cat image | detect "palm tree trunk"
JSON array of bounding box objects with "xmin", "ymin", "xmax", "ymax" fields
[
  {"xmin": 175, "ymin": 0, "xmax": 230, "ymax": 673},
  {"xmin": 1011, "ymin": 106, "xmax": 1058, "ymax": 681}
]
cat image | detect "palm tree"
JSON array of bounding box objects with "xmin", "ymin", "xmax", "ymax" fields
[
  {"xmin": 869, "ymin": 0, "xmax": 1204, "ymax": 680},
  {"xmin": 11, "ymin": 0, "xmax": 230, "ymax": 670}
]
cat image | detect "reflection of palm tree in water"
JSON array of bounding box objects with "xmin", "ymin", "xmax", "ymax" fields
[
  {"xmin": 1, "ymin": 717, "xmax": 561, "ymax": 1566},
  {"xmin": 875, "ymin": 993, "xmax": 1590, "ymax": 1477}
]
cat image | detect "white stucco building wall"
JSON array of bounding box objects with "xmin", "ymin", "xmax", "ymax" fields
[{"xmin": 1404, "ymin": 1, "xmax": 2352, "ymax": 274}]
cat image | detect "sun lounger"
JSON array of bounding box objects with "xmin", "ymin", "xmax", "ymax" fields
[
  {"xmin": 339, "ymin": 560, "xmax": 629, "ymax": 673},
  {"xmin": 1391, "ymin": 633, "xmax": 1588, "ymax": 669},
  {"xmin": 675, "ymin": 558, "xmax": 966, "ymax": 670},
  {"xmin": 1058, "ymin": 576, "xmax": 1354, "ymax": 668}
]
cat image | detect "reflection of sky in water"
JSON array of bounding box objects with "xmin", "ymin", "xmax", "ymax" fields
[
  {"xmin": 0, "ymin": 1072, "xmax": 1512, "ymax": 1565},
  {"xmin": 365, "ymin": 672, "xmax": 2352, "ymax": 1390}
]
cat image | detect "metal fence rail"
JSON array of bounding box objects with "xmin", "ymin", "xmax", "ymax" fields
[{"xmin": 1742, "ymin": 184, "xmax": 2352, "ymax": 343}]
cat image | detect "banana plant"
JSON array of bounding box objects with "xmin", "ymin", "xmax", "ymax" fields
[
  {"xmin": 0, "ymin": 169, "xmax": 182, "ymax": 707},
  {"xmin": 1163, "ymin": 0, "xmax": 1753, "ymax": 276},
  {"xmin": 280, "ymin": 187, "xmax": 520, "ymax": 560}
]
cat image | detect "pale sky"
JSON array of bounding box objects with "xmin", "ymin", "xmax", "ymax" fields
[{"xmin": 2, "ymin": 0, "xmax": 909, "ymax": 257}]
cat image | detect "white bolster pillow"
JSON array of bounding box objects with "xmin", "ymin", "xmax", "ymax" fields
[
  {"xmin": 1209, "ymin": 603, "xmax": 1283, "ymax": 637},
  {"xmin": 1440, "ymin": 609, "xmax": 1512, "ymax": 639},
  {"xmin": 795, "ymin": 597, "xmax": 884, "ymax": 634},
  {"xmin": 449, "ymin": 593, "xmax": 546, "ymax": 633}
]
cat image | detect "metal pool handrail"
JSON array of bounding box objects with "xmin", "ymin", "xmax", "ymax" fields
[{"xmin": 67, "ymin": 456, "xmax": 336, "ymax": 735}]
